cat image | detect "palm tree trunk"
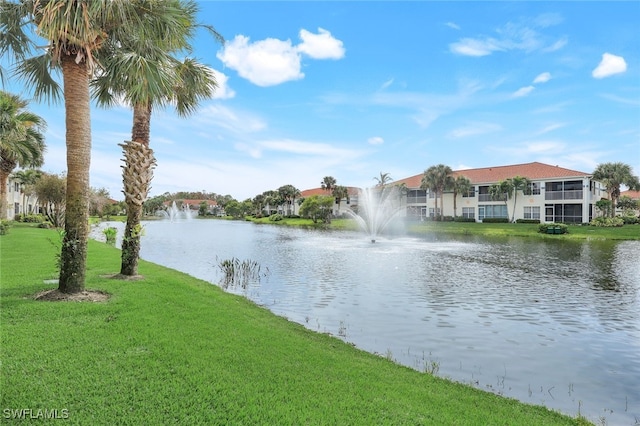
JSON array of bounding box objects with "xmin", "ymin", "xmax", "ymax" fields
[
  {"xmin": 0, "ymin": 158, "xmax": 15, "ymax": 220},
  {"xmin": 58, "ymin": 55, "xmax": 91, "ymax": 294},
  {"xmin": 120, "ymin": 103, "xmax": 154, "ymax": 276},
  {"xmin": 120, "ymin": 140, "xmax": 155, "ymax": 276}
]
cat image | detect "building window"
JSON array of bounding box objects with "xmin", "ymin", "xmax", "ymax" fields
[
  {"xmin": 462, "ymin": 187, "xmax": 475, "ymax": 198},
  {"xmin": 545, "ymin": 180, "xmax": 583, "ymax": 200},
  {"xmin": 406, "ymin": 189, "xmax": 427, "ymax": 204},
  {"xmin": 428, "ymin": 208, "xmax": 440, "ymax": 218},
  {"xmin": 478, "ymin": 186, "xmax": 491, "ymax": 202},
  {"xmin": 478, "ymin": 205, "xmax": 507, "ymax": 221},
  {"xmin": 462, "ymin": 207, "xmax": 474, "ymax": 219},
  {"xmin": 526, "ymin": 182, "xmax": 540, "ymax": 195},
  {"xmin": 524, "ymin": 206, "xmax": 540, "ymax": 219},
  {"xmin": 14, "ymin": 182, "xmax": 20, "ymax": 192},
  {"xmin": 545, "ymin": 203, "xmax": 583, "ymax": 223}
]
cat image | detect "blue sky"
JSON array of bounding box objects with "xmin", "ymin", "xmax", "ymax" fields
[{"xmin": 6, "ymin": 1, "xmax": 640, "ymax": 201}]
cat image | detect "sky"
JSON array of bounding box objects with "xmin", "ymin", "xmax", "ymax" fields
[{"xmin": 4, "ymin": 1, "xmax": 640, "ymax": 201}]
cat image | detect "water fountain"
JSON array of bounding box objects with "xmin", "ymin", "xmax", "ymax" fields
[
  {"xmin": 346, "ymin": 186, "xmax": 404, "ymax": 242},
  {"xmin": 156, "ymin": 201, "xmax": 195, "ymax": 221}
]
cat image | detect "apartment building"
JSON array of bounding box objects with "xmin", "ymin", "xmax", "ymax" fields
[{"xmin": 395, "ymin": 162, "xmax": 608, "ymax": 223}]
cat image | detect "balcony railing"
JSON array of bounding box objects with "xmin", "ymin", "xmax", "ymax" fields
[{"xmin": 545, "ymin": 190, "xmax": 583, "ymax": 200}]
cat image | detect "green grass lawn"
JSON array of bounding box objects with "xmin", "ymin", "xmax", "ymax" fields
[
  {"xmin": 406, "ymin": 221, "xmax": 640, "ymax": 240},
  {"xmin": 245, "ymin": 215, "xmax": 640, "ymax": 240},
  {"xmin": 1, "ymin": 226, "xmax": 592, "ymax": 425}
]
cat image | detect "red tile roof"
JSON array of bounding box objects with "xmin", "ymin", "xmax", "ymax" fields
[
  {"xmin": 300, "ymin": 186, "xmax": 360, "ymax": 198},
  {"xmin": 395, "ymin": 162, "xmax": 591, "ymax": 188},
  {"xmin": 621, "ymin": 190, "xmax": 640, "ymax": 200}
]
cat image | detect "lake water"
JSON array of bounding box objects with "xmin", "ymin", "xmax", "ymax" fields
[{"xmin": 93, "ymin": 220, "xmax": 640, "ymax": 425}]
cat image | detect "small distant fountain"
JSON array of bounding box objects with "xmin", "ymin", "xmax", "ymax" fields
[
  {"xmin": 346, "ymin": 186, "xmax": 404, "ymax": 243},
  {"xmin": 156, "ymin": 201, "xmax": 195, "ymax": 222}
]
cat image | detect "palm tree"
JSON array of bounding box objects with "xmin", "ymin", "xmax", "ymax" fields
[
  {"xmin": 12, "ymin": 168, "xmax": 43, "ymax": 215},
  {"xmin": 321, "ymin": 176, "xmax": 337, "ymax": 193},
  {"xmin": 449, "ymin": 175, "xmax": 472, "ymax": 218},
  {"xmin": 506, "ymin": 175, "xmax": 531, "ymax": 222},
  {"xmin": 277, "ymin": 184, "xmax": 301, "ymax": 216},
  {"xmin": 1, "ymin": 0, "xmax": 202, "ymax": 293},
  {"xmin": 332, "ymin": 185, "xmax": 348, "ymax": 214},
  {"xmin": 593, "ymin": 162, "xmax": 640, "ymax": 217},
  {"xmin": 373, "ymin": 172, "xmax": 393, "ymax": 187},
  {"xmin": 91, "ymin": 2, "xmax": 222, "ymax": 276},
  {"xmin": 421, "ymin": 164, "xmax": 452, "ymax": 220},
  {"xmin": 489, "ymin": 180, "xmax": 514, "ymax": 220},
  {"xmin": 0, "ymin": 91, "xmax": 46, "ymax": 220}
]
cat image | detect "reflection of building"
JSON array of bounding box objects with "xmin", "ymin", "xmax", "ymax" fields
[
  {"xmin": 4, "ymin": 176, "xmax": 39, "ymax": 219},
  {"xmin": 393, "ymin": 162, "xmax": 608, "ymax": 223}
]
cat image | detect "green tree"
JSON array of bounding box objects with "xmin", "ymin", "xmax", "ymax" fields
[
  {"xmin": 593, "ymin": 162, "xmax": 640, "ymax": 218},
  {"xmin": 332, "ymin": 185, "xmax": 348, "ymax": 214},
  {"xmin": 299, "ymin": 195, "xmax": 334, "ymax": 224},
  {"xmin": 617, "ymin": 196, "xmax": 639, "ymax": 215},
  {"xmin": 89, "ymin": 187, "xmax": 111, "ymax": 217},
  {"xmin": 34, "ymin": 172, "xmax": 66, "ymax": 227},
  {"xmin": 277, "ymin": 184, "xmax": 301, "ymax": 216},
  {"xmin": 1, "ymin": 0, "xmax": 191, "ymax": 293},
  {"xmin": 321, "ymin": 176, "xmax": 337, "ymax": 193},
  {"xmin": 0, "ymin": 91, "xmax": 46, "ymax": 219},
  {"xmin": 91, "ymin": 2, "xmax": 221, "ymax": 277},
  {"xmin": 506, "ymin": 175, "xmax": 531, "ymax": 222},
  {"xmin": 373, "ymin": 172, "xmax": 393, "ymax": 187},
  {"xmin": 449, "ymin": 175, "xmax": 472, "ymax": 218},
  {"xmin": 421, "ymin": 164, "xmax": 452, "ymax": 221},
  {"xmin": 11, "ymin": 168, "xmax": 42, "ymax": 215},
  {"xmin": 489, "ymin": 180, "xmax": 513, "ymax": 219}
]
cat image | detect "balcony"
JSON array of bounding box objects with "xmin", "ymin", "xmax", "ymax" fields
[{"xmin": 545, "ymin": 190, "xmax": 583, "ymax": 201}]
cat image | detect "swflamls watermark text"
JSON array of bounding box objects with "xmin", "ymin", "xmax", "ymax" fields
[{"xmin": 3, "ymin": 408, "xmax": 69, "ymax": 420}]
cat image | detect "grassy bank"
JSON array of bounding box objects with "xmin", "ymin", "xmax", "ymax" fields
[
  {"xmin": 245, "ymin": 215, "xmax": 640, "ymax": 240},
  {"xmin": 1, "ymin": 226, "xmax": 591, "ymax": 425}
]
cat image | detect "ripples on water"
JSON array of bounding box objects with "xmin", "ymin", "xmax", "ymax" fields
[{"xmin": 93, "ymin": 221, "xmax": 640, "ymax": 425}]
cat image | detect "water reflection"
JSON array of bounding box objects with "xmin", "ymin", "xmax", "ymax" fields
[{"xmin": 92, "ymin": 221, "xmax": 640, "ymax": 425}]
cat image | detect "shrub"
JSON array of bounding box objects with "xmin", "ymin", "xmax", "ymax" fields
[
  {"xmin": 590, "ymin": 217, "xmax": 624, "ymax": 227},
  {"xmin": 622, "ymin": 215, "xmax": 639, "ymax": 225},
  {"xmin": 453, "ymin": 217, "xmax": 476, "ymax": 222},
  {"xmin": 538, "ymin": 223, "xmax": 568, "ymax": 234},
  {"xmin": 516, "ymin": 219, "xmax": 540, "ymax": 224},
  {"xmin": 482, "ymin": 217, "xmax": 509, "ymax": 223},
  {"xmin": 38, "ymin": 221, "xmax": 53, "ymax": 229},
  {"xmin": 0, "ymin": 220, "xmax": 11, "ymax": 235},
  {"xmin": 269, "ymin": 214, "xmax": 283, "ymax": 222},
  {"xmin": 103, "ymin": 227, "xmax": 118, "ymax": 246},
  {"xmin": 14, "ymin": 213, "xmax": 46, "ymax": 223}
]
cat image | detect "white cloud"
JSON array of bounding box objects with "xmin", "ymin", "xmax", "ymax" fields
[
  {"xmin": 445, "ymin": 22, "xmax": 460, "ymax": 30},
  {"xmin": 194, "ymin": 104, "xmax": 267, "ymax": 134},
  {"xmin": 449, "ymin": 19, "xmax": 565, "ymax": 57},
  {"xmin": 217, "ymin": 29, "xmax": 345, "ymax": 87},
  {"xmin": 210, "ymin": 69, "xmax": 235, "ymax": 99},
  {"xmin": 533, "ymin": 72, "xmax": 551, "ymax": 84},
  {"xmin": 512, "ymin": 86, "xmax": 535, "ymax": 98},
  {"xmin": 542, "ymin": 37, "xmax": 568, "ymax": 52},
  {"xmin": 368, "ymin": 136, "xmax": 384, "ymax": 145},
  {"xmin": 448, "ymin": 122, "xmax": 502, "ymax": 139},
  {"xmin": 380, "ymin": 78, "xmax": 394, "ymax": 90},
  {"xmin": 450, "ymin": 37, "xmax": 502, "ymax": 57},
  {"xmin": 592, "ymin": 53, "xmax": 627, "ymax": 78},
  {"xmin": 297, "ymin": 28, "xmax": 345, "ymax": 59},
  {"xmin": 535, "ymin": 123, "xmax": 566, "ymax": 135},
  {"xmin": 524, "ymin": 141, "xmax": 565, "ymax": 153},
  {"xmin": 217, "ymin": 35, "xmax": 304, "ymax": 87}
]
